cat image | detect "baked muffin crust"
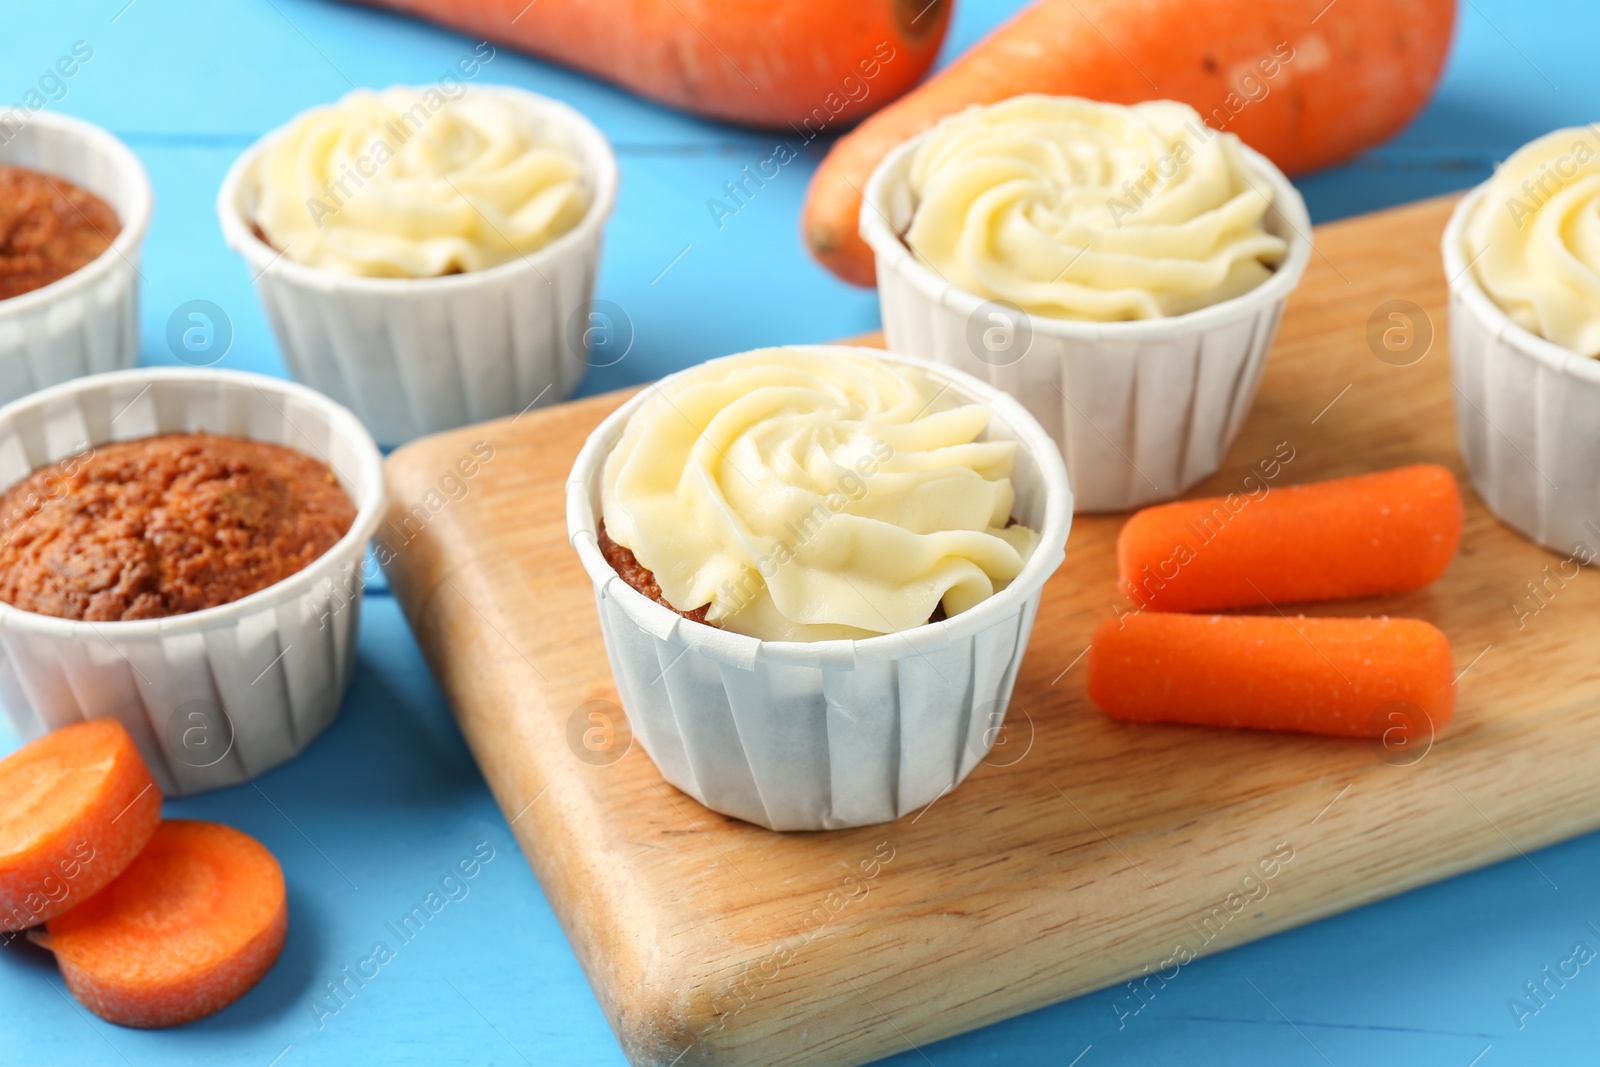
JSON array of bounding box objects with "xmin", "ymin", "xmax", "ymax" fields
[
  {"xmin": 0, "ymin": 166, "xmax": 120, "ymax": 301},
  {"xmin": 0, "ymin": 433, "xmax": 356, "ymax": 622}
]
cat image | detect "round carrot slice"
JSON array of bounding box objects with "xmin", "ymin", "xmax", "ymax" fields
[
  {"xmin": 35, "ymin": 820, "xmax": 288, "ymax": 1028},
  {"xmin": 0, "ymin": 718, "xmax": 161, "ymax": 931}
]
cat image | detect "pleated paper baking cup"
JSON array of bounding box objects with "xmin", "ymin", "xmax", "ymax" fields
[
  {"xmin": 1443, "ymin": 187, "xmax": 1600, "ymax": 556},
  {"xmin": 568, "ymin": 346, "xmax": 1072, "ymax": 831},
  {"xmin": 0, "ymin": 369, "xmax": 385, "ymax": 795},
  {"xmin": 862, "ymin": 134, "xmax": 1312, "ymax": 514},
  {"xmin": 0, "ymin": 112, "xmax": 151, "ymax": 406},
  {"xmin": 218, "ymin": 86, "xmax": 619, "ymax": 448}
]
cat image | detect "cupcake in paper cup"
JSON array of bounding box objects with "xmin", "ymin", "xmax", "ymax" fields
[
  {"xmin": 1444, "ymin": 125, "xmax": 1600, "ymax": 557},
  {"xmin": 861, "ymin": 94, "xmax": 1313, "ymax": 513},
  {"xmin": 0, "ymin": 110, "xmax": 152, "ymax": 405},
  {"xmin": 218, "ymin": 84, "xmax": 618, "ymax": 447},
  {"xmin": 567, "ymin": 345, "xmax": 1071, "ymax": 831},
  {"xmin": 0, "ymin": 368, "xmax": 385, "ymax": 795}
]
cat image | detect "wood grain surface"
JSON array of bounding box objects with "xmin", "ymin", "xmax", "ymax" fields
[{"xmin": 380, "ymin": 195, "xmax": 1600, "ymax": 1067}]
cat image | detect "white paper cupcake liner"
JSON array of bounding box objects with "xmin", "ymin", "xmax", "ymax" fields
[
  {"xmin": 0, "ymin": 369, "xmax": 385, "ymax": 795},
  {"xmin": 218, "ymin": 86, "xmax": 619, "ymax": 448},
  {"xmin": 1443, "ymin": 187, "xmax": 1600, "ymax": 556},
  {"xmin": 0, "ymin": 112, "xmax": 151, "ymax": 406},
  {"xmin": 862, "ymin": 133, "xmax": 1312, "ymax": 513},
  {"xmin": 568, "ymin": 346, "xmax": 1072, "ymax": 831}
]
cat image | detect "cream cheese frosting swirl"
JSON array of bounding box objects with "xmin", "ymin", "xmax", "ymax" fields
[
  {"xmin": 904, "ymin": 95, "xmax": 1288, "ymax": 321},
  {"xmin": 252, "ymin": 87, "xmax": 589, "ymax": 278},
  {"xmin": 1466, "ymin": 125, "xmax": 1600, "ymax": 357},
  {"xmin": 601, "ymin": 349, "xmax": 1039, "ymax": 642}
]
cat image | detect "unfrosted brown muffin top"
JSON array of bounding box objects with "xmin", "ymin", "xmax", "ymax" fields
[
  {"xmin": 0, "ymin": 166, "xmax": 121, "ymax": 301},
  {"xmin": 0, "ymin": 433, "xmax": 357, "ymax": 622}
]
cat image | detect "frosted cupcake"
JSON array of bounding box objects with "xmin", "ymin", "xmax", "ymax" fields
[
  {"xmin": 219, "ymin": 85, "xmax": 618, "ymax": 445},
  {"xmin": 599, "ymin": 349, "xmax": 1040, "ymax": 640},
  {"xmin": 568, "ymin": 346, "xmax": 1072, "ymax": 830},
  {"xmin": 862, "ymin": 95, "xmax": 1312, "ymax": 511},
  {"xmin": 249, "ymin": 88, "xmax": 590, "ymax": 278},
  {"xmin": 1445, "ymin": 124, "xmax": 1600, "ymax": 554}
]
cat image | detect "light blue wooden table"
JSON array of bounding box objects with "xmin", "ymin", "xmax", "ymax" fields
[{"xmin": 2, "ymin": 2, "xmax": 1596, "ymax": 1063}]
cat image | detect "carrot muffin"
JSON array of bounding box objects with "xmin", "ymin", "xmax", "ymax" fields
[
  {"xmin": 902, "ymin": 95, "xmax": 1288, "ymax": 320},
  {"xmin": 1463, "ymin": 125, "xmax": 1600, "ymax": 357},
  {"xmin": 0, "ymin": 433, "xmax": 356, "ymax": 622},
  {"xmin": 0, "ymin": 166, "xmax": 121, "ymax": 301},
  {"xmin": 599, "ymin": 348, "xmax": 1038, "ymax": 642},
  {"xmin": 249, "ymin": 87, "xmax": 590, "ymax": 279}
]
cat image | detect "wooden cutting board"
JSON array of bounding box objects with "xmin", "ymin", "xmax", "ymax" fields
[{"xmin": 381, "ymin": 195, "xmax": 1600, "ymax": 1067}]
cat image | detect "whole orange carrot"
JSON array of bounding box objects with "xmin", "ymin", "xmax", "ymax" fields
[
  {"xmin": 1118, "ymin": 465, "xmax": 1463, "ymax": 613},
  {"xmin": 1086, "ymin": 613, "xmax": 1455, "ymax": 738},
  {"xmin": 805, "ymin": 0, "xmax": 1455, "ymax": 285},
  {"xmin": 348, "ymin": 0, "xmax": 951, "ymax": 131}
]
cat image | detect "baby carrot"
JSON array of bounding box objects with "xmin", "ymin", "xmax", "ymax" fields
[
  {"xmin": 1118, "ymin": 464, "xmax": 1463, "ymax": 613},
  {"xmin": 1086, "ymin": 613, "xmax": 1455, "ymax": 738},
  {"xmin": 0, "ymin": 719, "xmax": 161, "ymax": 931},
  {"xmin": 34, "ymin": 820, "xmax": 287, "ymax": 1028}
]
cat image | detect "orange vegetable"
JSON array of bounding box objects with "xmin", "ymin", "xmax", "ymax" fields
[
  {"xmin": 349, "ymin": 0, "xmax": 951, "ymax": 130},
  {"xmin": 1118, "ymin": 465, "xmax": 1463, "ymax": 613},
  {"xmin": 1086, "ymin": 613, "xmax": 1455, "ymax": 737},
  {"xmin": 805, "ymin": 0, "xmax": 1456, "ymax": 285},
  {"xmin": 0, "ymin": 719, "xmax": 160, "ymax": 932},
  {"xmin": 33, "ymin": 820, "xmax": 287, "ymax": 1028}
]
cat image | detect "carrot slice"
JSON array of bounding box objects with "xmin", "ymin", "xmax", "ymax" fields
[
  {"xmin": 0, "ymin": 719, "xmax": 161, "ymax": 931},
  {"xmin": 1086, "ymin": 613, "xmax": 1455, "ymax": 738},
  {"xmin": 1118, "ymin": 464, "xmax": 1463, "ymax": 613},
  {"xmin": 33, "ymin": 820, "xmax": 287, "ymax": 1028}
]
